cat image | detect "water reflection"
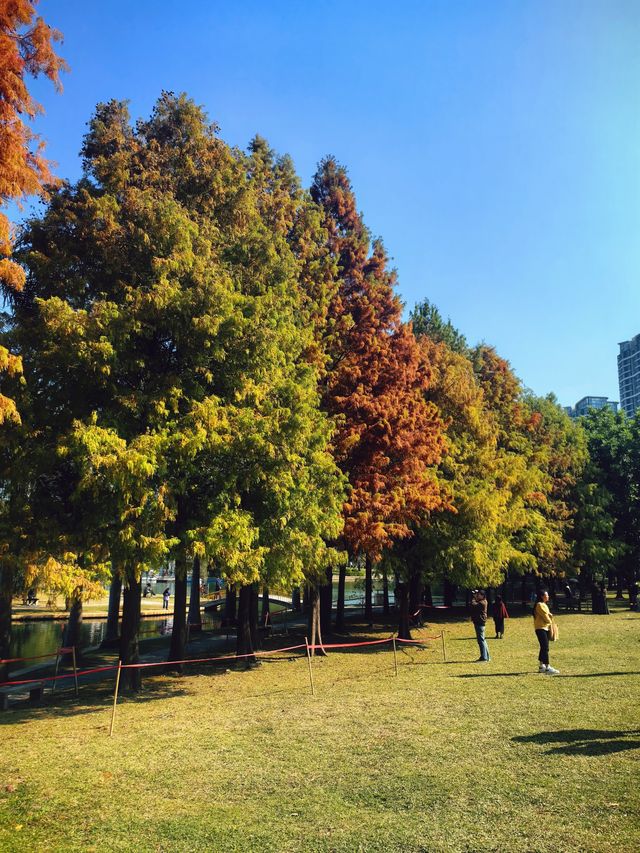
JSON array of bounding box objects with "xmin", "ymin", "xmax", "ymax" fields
[{"xmin": 11, "ymin": 612, "xmax": 220, "ymax": 661}]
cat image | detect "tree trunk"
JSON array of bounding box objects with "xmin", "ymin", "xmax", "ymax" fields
[
  {"xmin": 102, "ymin": 572, "xmax": 122, "ymax": 648},
  {"xmin": 223, "ymin": 583, "xmax": 237, "ymax": 626},
  {"xmin": 120, "ymin": 574, "xmax": 142, "ymax": 692},
  {"xmin": 409, "ymin": 570, "xmax": 422, "ymax": 612},
  {"xmin": 365, "ymin": 555, "xmax": 373, "ymax": 625},
  {"xmin": 0, "ymin": 562, "xmax": 13, "ymax": 683},
  {"xmin": 320, "ymin": 566, "xmax": 333, "ymax": 638},
  {"xmin": 423, "ymin": 583, "xmax": 433, "ymax": 607},
  {"xmin": 382, "ymin": 568, "xmax": 390, "ymax": 616},
  {"xmin": 249, "ymin": 582, "xmax": 259, "ymax": 652},
  {"xmin": 187, "ymin": 555, "xmax": 202, "ymax": 633},
  {"xmin": 396, "ymin": 581, "xmax": 411, "ymax": 640},
  {"xmin": 169, "ymin": 550, "xmax": 187, "ymax": 664},
  {"xmin": 236, "ymin": 584, "xmax": 255, "ymax": 662},
  {"xmin": 261, "ymin": 586, "xmax": 270, "ymax": 627},
  {"xmin": 308, "ymin": 584, "xmax": 326, "ymax": 657},
  {"xmin": 62, "ymin": 589, "xmax": 83, "ymax": 662},
  {"xmin": 616, "ymin": 571, "xmax": 625, "ymax": 599},
  {"xmin": 291, "ymin": 586, "xmax": 301, "ymax": 613},
  {"xmin": 443, "ymin": 578, "xmax": 455, "ymax": 608},
  {"xmin": 335, "ymin": 564, "xmax": 346, "ymax": 632}
]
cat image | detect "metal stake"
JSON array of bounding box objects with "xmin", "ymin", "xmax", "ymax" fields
[
  {"xmin": 305, "ymin": 637, "xmax": 315, "ymax": 696},
  {"xmin": 71, "ymin": 645, "xmax": 79, "ymax": 697},
  {"xmin": 109, "ymin": 660, "xmax": 122, "ymax": 738}
]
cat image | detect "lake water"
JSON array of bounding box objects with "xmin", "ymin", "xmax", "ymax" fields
[
  {"xmin": 9, "ymin": 616, "xmax": 185, "ymax": 663},
  {"xmin": 9, "ymin": 580, "xmax": 389, "ymax": 662}
]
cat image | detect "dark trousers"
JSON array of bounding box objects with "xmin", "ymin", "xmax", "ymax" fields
[
  {"xmin": 535, "ymin": 628, "xmax": 549, "ymax": 665},
  {"xmin": 494, "ymin": 618, "xmax": 505, "ymax": 635}
]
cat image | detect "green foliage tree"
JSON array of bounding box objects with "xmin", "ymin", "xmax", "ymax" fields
[
  {"xmin": 576, "ymin": 407, "xmax": 635, "ymax": 595},
  {"xmin": 411, "ymin": 299, "xmax": 469, "ymax": 355},
  {"xmin": 8, "ymin": 93, "xmax": 344, "ymax": 686}
]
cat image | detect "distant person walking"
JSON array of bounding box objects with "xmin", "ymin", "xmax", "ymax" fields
[
  {"xmin": 493, "ymin": 594, "xmax": 509, "ymax": 638},
  {"xmin": 533, "ymin": 590, "xmax": 559, "ymax": 675},
  {"xmin": 470, "ymin": 589, "xmax": 490, "ymax": 661},
  {"xmin": 162, "ymin": 587, "xmax": 170, "ymax": 610}
]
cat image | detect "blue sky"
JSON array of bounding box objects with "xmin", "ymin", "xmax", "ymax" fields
[{"xmin": 17, "ymin": 0, "xmax": 640, "ymax": 405}]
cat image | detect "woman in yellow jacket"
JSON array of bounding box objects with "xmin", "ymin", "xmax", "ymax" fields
[{"xmin": 533, "ymin": 590, "xmax": 559, "ymax": 675}]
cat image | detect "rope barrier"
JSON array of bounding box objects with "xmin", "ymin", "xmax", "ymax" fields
[
  {"xmin": 0, "ymin": 646, "xmax": 73, "ymax": 665},
  {"xmin": 396, "ymin": 635, "xmax": 441, "ymax": 644},
  {"xmin": 0, "ymin": 665, "xmax": 118, "ymax": 687},
  {"xmin": 309, "ymin": 637, "xmax": 393, "ymax": 650},
  {"xmin": 119, "ymin": 642, "xmax": 307, "ymax": 670},
  {"xmin": 1, "ymin": 631, "xmax": 446, "ymax": 689}
]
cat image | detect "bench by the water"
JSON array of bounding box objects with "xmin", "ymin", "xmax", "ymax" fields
[{"xmin": 0, "ymin": 681, "xmax": 44, "ymax": 711}]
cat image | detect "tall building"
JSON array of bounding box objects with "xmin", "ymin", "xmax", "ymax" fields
[
  {"xmin": 618, "ymin": 333, "xmax": 640, "ymax": 416},
  {"xmin": 564, "ymin": 396, "xmax": 618, "ymax": 419}
]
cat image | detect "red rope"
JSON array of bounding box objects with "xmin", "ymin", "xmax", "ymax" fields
[
  {"xmin": 0, "ymin": 665, "xmax": 117, "ymax": 687},
  {"xmin": 0, "ymin": 646, "xmax": 73, "ymax": 665},
  {"xmin": 309, "ymin": 637, "xmax": 393, "ymax": 650},
  {"xmin": 396, "ymin": 635, "xmax": 441, "ymax": 644},
  {"xmin": 120, "ymin": 643, "xmax": 307, "ymax": 670},
  {"xmin": 0, "ymin": 632, "xmax": 442, "ymax": 688}
]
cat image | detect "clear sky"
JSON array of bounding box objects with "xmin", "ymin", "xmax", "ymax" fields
[{"xmin": 17, "ymin": 0, "xmax": 640, "ymax": 405}]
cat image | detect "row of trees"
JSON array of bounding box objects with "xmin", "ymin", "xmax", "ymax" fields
[{"xmin": 0, "ymin": 7, "xmax": 638, "ymax": 688}]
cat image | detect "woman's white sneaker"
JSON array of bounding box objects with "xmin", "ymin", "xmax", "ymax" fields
[
  {"xmin": 545, "ymin": 666, "xmax": 560, "ymax": 675},
  {"xmin": 538, "ymin": 664, "xmax": 547, "ymax": 673}
]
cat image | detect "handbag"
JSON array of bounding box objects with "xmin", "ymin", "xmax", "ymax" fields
[{"xmin": 549, "ymin": 620, "xmax": 559, "ymax": 642}]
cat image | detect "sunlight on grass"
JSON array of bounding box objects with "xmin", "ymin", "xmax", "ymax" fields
[{"xmin": 1, "ymin": 608, "xmax": 638, "ymax": 852}]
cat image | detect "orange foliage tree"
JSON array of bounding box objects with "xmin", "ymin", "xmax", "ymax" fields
[
  {"xmin": 0, "ymin": 0, "xmax": 65, "ymax": 677},
  {"xmin": 310, "ymin": 158, "xmax": 447, "ymax": 629},
  {"xmin": 0, "ymin": 0, "xmax": 66, "ymax": 425}
]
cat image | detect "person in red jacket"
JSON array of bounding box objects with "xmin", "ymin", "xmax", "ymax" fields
[{"xmin": 492, "ymin": 594, "xmax": 509, "ymax": 638}]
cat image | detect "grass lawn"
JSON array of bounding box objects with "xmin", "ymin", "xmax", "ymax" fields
[{"xmin": 1, "ymin": 605, "xmax": 638, "ymax": 852}]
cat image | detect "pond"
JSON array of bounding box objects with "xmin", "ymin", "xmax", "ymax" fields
[
  {"xmin": 10, "ymin": 580, "xmax": 393, "ymax": 662},
  {"xmin": 9, "ymin": 614, "xmax": 223, "ymax": 663}
]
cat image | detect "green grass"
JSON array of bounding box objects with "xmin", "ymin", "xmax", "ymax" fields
[{"xmin": 1, "ymin": 606, "xmax": 639, "ymax": 852}]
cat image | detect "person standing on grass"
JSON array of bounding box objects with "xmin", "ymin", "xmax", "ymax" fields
[
  {"xmin": 493, "ymin": 594, "xmax": 509, "ymax": 638},
  {"xmin": 470, "ymin": 589, "xmax": 490, "ymax": 661},
  {"xmin": 533, "ymin": 589, "xmax": 559, "ymax": 675},
  {"xmin": 163, "ymin": 587, "xmax": 170, "ymax": 610}
]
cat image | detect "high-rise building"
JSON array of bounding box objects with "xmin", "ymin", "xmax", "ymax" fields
[
  {"xmin": 618, "ymin": 333, "xmax": 640, "ymax": 416},
  {"xmin": 564, "ymin": 396, "xmax": 618, "ymax": 419}
]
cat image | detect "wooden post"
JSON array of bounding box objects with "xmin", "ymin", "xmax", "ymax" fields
[
  {"xmin": 71, "ymin": 645, "xmax": 79, "ymax": 697},
  {"xmin": 305, "ymin": 638, "xmax": 315, "ymax": 696},
  {"xmin": 441, "ymin": 630, "xmax": 446, "ymax": 662},
  {"xmin": 52, "ymin": 648, "xmax": 61, "ymax": 694},
  {"xmin": 392, "ymin": 636, "xmax": 398, "ymax": 677},
  {"xmin": 109, "ymin": 660, "xmax": 122, "ymax": 738}
]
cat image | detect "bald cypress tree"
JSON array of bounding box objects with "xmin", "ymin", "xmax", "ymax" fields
[
  {"xmin": 10, "ymin": 94, "xmax": 345, "ymax": 683},
  {"xmin": 310, "ymin": 158, "xmax": 447, "ymax": 630}
]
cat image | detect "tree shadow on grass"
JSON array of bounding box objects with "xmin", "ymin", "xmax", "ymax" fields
[
  {"xmin": 455, "ymin": 672, "xmax": 530, "ymax": 678},
  {"xmin": 512, "ymin": 729, "xmax": 640, "ymax": 756},
  {"xmin": 456, "ymin": 670, "xmax": 640, "ymax": 679},
  {"xmin": 0, "ymin": 675, "xmax": 190, "ymax": 726},
  {"xmin": 560, "ymin": 671, "xmax": 640, "ymax": 678}
]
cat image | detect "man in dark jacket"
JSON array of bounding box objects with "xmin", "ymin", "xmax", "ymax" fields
[{"xmin": 470, "ymin": 589, "xmax": 490, "ymax": 661}]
